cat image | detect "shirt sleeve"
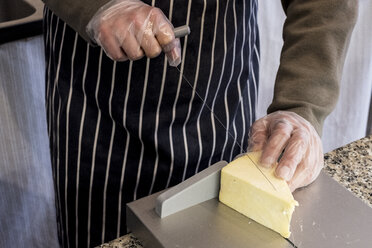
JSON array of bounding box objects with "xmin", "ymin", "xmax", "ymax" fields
[
  {"xmin": 42, "ymin": 0, "xmax": 111, "ymax": 43},
  {"xmin": 267, "ymin": 0, "xmax": 358, "ymax": 135}
]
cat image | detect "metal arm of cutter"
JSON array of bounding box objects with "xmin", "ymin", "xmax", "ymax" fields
[{"xmin": 155, "ymin": 161, "xmax": 227, "ymax": 218}]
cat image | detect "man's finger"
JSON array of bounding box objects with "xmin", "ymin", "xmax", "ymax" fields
[
  {"xmin": 100, "ymin": 31, "xmax": 127, "ymax": 61},
  {"xmin": 287, "ymin": 162, "xmax": 315, "ymax": 192},
  {"xmin": 151, "ymin": 8, "xmax": 176, "ymax": 46},
  {"xmin": 122, "ymin": 34, "xmax": 144, "ymax": 60},
  {"xmin": 164, "ymin": 39, "xmax": 181, "ymax": 66},
  {"xmin": 275, "ymin": 129, "xmax": 309, "ymax": 181},
  {"xmin": 260, "ymin": 120, "xmax": 292, "ymax": 167},
  {"xmin": 247, "ymin": 119, "xmax": 269, "ymax": 153},
  {"xmin": 139, "ymin": 31, "xmax": 162, "ymax": 58}
]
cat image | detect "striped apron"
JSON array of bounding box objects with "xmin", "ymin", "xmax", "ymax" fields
[{"xmin": 43, "ymin": 0, "xmax": 259, "ymax": 247}]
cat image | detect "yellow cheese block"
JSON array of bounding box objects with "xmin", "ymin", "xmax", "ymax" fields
[{"xmin": 219, "ymin": 151, "xmax": 298, "ymax": 238}]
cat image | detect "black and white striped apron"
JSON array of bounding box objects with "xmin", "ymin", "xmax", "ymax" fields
[{"xmin": 43, "ymin": 0, "xmax": 259, "ymax": 247}]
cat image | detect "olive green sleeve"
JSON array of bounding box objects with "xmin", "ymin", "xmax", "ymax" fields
[
  {"xmin": 267, "ymin": 0, "xmax": 358, "ymax": 135},
  {"xmin": 42, "ymin": 0, "xmax": 111, "ymax": 43}
]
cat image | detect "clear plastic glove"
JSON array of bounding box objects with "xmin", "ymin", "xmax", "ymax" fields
[
  {"xmin": 86, "ymin": 0, "xmax": 181, "ymax": 66},
  {"xmin": 248, "ymin": 111, "xmax": 324, "ymax": 192}
]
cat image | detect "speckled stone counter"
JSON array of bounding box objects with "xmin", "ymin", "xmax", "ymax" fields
[
  {"xmin": 323, "ymin": 135, "xmax": 372, "ymax": 207},
  {"xmin": 98, "ymin": 135, "xmax": 372, "ymax": 248}
]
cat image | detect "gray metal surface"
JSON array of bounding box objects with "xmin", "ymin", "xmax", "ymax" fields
[
  {"xmin": 289, "ymin": 172, "xmax": 372, "ymax": 247},
  {"xmin": 128, "ymin": 192, "xmax": 293, "ymax": 248},
  {"xmin": 127, "ymin": 169, "xmax": 372, "ymax": 248}
]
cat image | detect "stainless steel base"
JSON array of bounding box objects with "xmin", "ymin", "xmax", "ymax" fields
[{"xmin": 127, "ymin": 170, "xmax": 372, "ymax": 248}]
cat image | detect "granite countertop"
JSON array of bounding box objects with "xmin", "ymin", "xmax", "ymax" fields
[{"xmin": 98, "ymin": 135, "xmax": 372, "ymax": 248}]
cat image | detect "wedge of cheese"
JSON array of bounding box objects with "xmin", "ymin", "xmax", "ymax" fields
[{"xmin": 219, "ymin": 151, "xmax": 298, "ymax": 238}]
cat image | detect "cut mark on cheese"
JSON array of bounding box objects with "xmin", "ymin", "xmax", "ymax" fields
[
  {"xmin": 219, "ymin": 151, "xmax": 299, "ymax": 238},
  {"xmin": 243, "ymin": 153, "xmax": 277, "ymax": 191}
]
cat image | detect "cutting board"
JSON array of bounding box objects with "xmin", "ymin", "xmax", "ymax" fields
[{"xmin": 127, "ymin": 161, "xmax": 372, "ymax": 248}]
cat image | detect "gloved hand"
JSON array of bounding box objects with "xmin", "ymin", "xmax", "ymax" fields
[
  {"xmin": 248, "ymin": 111, "xmax": 324, "ymax": 192},
  {"xmin": 86, "ymin": 0, "xmax": 181, "ymax": 66}
]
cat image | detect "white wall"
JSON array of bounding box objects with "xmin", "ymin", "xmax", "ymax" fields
[{"xmin": 257, "ymin": 0, "xmax": 372, "ymax": 152}]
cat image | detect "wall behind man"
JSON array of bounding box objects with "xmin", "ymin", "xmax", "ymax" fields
[{"xmin": 257, "ymin": 0, "xmax": 372, "ymax": 153}]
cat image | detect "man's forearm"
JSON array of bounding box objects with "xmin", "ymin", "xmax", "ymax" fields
[{"xmin": 268, "ymin": 0, "xmax": 358, "ymax": 135}]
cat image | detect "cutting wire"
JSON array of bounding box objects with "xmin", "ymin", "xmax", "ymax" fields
[{"xmin": 175, "ymin": 65, "xmax": 277, "ymax": 191}]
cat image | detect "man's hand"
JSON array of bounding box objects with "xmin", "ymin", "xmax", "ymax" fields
[
  {"xmin": 86, "ymin": 0, "xmax": 181, "ymax": 66},
  {"xmin": 248, "ymin": 111, "xmax": 323, "ymax": 192}
]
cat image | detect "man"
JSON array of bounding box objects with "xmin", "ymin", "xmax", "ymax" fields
[{"xmin": 42, "ymin": 0, "xmax": 357, "ymax": 247}]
